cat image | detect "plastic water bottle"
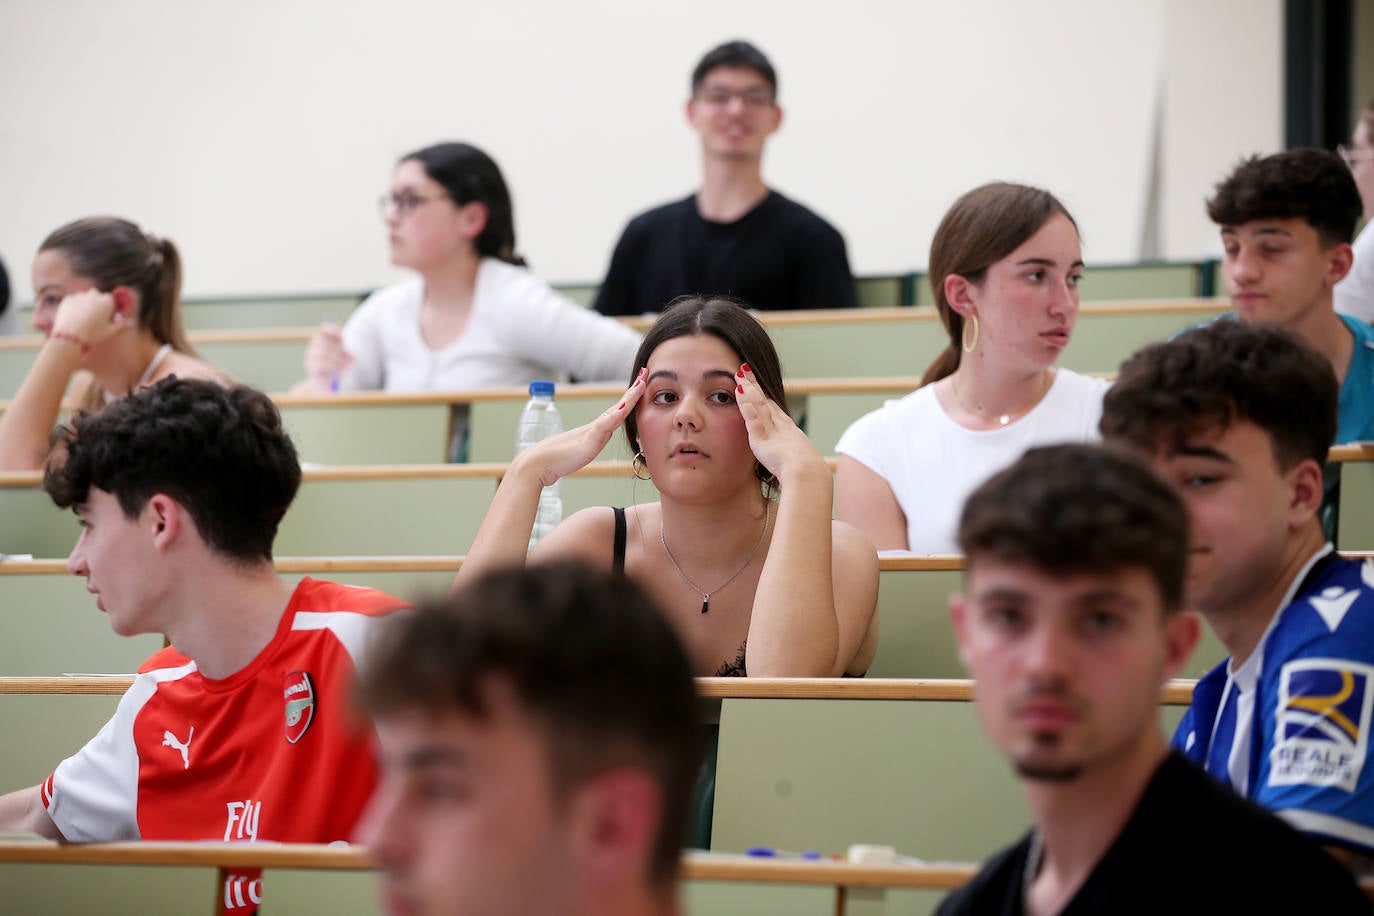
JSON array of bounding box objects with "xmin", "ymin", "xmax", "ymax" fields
[{"xmin": 516, "ymin": 380, "xmax": 564, "ymax": 553}]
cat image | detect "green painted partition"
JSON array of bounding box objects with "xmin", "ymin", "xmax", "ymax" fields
[
  {"xmin": 0, "ymin": 862, "xmax": 217, "ymax": 916},
  {"xmin": 0, "ymin": 572, "xmax": 160, "ymax": 676},
  {"xmin": 708, "ymin": 697, "xmax": 1187, "ymax": 916},
  {"xmin": 0, "ymin": 487, "xmax": 77, "ymax": 559},
  {"xmin": 1059, "ymin": 305, "xmax": 1224, "ymax": 375},
  {"xmin": 1338, "ymin": 460, "xmax": 1374, "ymax": 550},
  {"xmin": 281, "ymin": 403, "xmax": 454, "ymax": 466},
  {"xmin": 855, "ymin": 275, "xmax": 905, "ymax": 308},
  {"xmin": 179, "ymin": 294, "xmax": 363, "ymax": 330},
  {"xmin": 196, "ymin": 338, "xmax": 310, "ymax": 393},
  {"xmin": 0, "ymin": 470, "xmax": 660, "ymax": 566}
]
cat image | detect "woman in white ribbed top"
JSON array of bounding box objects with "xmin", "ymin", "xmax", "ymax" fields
[
  {"xmin": 836, "ymin": 183, "xmax": 1108, "ymax": 554},
  {"xmin": 295, "ymin": 142, "xmax": 641, "ymax": 457}
]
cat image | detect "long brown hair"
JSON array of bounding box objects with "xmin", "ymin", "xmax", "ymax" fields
[
  {"xmin": 921, "ymin": 183, "xmax": 1077, "ymax": 386},
  {"xmin": 40, "ymin": 216, "xmax": 194, "ymax": 356}
]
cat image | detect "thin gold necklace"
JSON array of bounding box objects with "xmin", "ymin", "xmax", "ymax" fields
[
  {"xmin": 949, "ymin": 370, "xmax": 1053, "ymax": 427},
  {"xmin": 660, "ymin": 501, "xmax": 771, "ymax": 614}
]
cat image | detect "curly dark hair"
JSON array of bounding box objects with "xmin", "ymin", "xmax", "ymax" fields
[
  {"xmin": 1101, "ymin": 320, "xmax": 1337, "ymax": 471},
  {"xmin": 43, "ymin": 377, "xmax": 301, "ymax": 562},
  {"xmin": 1207, "ymin": 148, "xmax": 1362, "ymax": 246},
  {"xmin": 356, "ymin": 561, "xmax": 701, "ymax": 888},
  {"xmin": 958, "ymin": 444, "xmax": 1189, "ymax": 611}
]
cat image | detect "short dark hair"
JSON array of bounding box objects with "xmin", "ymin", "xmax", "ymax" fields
[
  {"xmin": 1207, "ymin": 148, "xmax": 1362, "ymax": 246},
  {"xmin": 356, "ymin": 562, "xmax": 701, "ymax": 887},
  {"xmin": 959, "ymin": 444, "xmax": 1189, "ymax": 611},
  {"xmin": 691, "ymin": 40, "xmax": 777, "ymax": 97},
  {"xmin": 1101, "ymin": 320, "xmax": 1337, "ymax": 471},
  {"xmin": 43, "ymin": 378, "xmax": 301, "ymax": 563},
  {"xmin": 623, "ymin": 295, "xmax": 786, "ymax": 489}
]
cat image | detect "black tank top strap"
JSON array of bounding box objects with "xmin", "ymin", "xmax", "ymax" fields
[{"xmin": 611, "ymin": 506, "xmax": 627, "ymax": 575}]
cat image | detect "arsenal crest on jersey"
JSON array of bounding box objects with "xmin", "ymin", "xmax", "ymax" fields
[{"xmin": 283, "ymin": 670, "xmax": 316, "ymax": 744}]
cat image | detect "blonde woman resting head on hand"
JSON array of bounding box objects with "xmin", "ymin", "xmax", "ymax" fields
[
  {"xmin": 454, "ymin": 296, "xmax": 879, "ymax": 677},
  {"xmin": 836, "ymin": 182, "xmax": 1108, "ymax": 554},
  {"xmin": 0, "ymin": 217, "xmax": 224, "ymax": 471}
]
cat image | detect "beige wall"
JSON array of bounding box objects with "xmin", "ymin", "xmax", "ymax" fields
[
  {"xmin": 1159, "ymin": 0, "xmax": 1284, "ymax": 262},
  {"xmin": 0, "ymin": 1, "xmax": 1282, "ymax": 298}
]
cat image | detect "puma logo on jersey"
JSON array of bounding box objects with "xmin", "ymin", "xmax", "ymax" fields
[{"xmin": 162, "ymin": 727, "xmax": 194, "ymax": 769}]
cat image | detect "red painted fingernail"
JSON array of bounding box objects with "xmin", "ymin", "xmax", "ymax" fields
[
  {"xmin": 736, "ymin": 369, "xmax": 744, "ymax": 378},
  {"xmin": 617, "ymin": 402, "xmax": 625, "ymax": 410},
  {"xmin": 741, "ymin": 363, "xmax": 751, "ymax": 373},
  {"xmin": 737, "ymin": 384, "xmax": 744, "ymax": 394}
]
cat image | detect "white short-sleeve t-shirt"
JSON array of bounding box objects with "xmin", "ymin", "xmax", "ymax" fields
[{"xmin": 836, "ymin": 369, "xmax": 1109, "ymax": 554}]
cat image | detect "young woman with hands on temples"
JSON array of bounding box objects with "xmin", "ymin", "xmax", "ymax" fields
[
  {"xmin": 453, "ymin": 297, "xmax": 879, "ymax": 677},
  {"xmin": 0, "ymin": 217, "xmax": 223, "ymax": 470}
]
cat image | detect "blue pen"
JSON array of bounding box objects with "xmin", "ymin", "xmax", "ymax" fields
[{"xmin": 745, "ymin": 846, "xmax": 822, "ymax": 860}]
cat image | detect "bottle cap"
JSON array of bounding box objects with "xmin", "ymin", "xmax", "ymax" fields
[
  {"xmin": 528, "ymin": 380, "xmax": 555, "ymax": 397},
  {"xmin": 847, "ymin": 844, "xmax": 897, "ymax": 864}
]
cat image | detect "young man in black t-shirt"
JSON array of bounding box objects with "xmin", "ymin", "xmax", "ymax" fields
[{"xmin": 593, "ymin": 40, "xmax": 857, "ymax": 316}]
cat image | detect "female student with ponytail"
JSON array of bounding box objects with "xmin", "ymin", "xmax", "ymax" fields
[
  {"xmin": 0, "ymin": 217, "xmax": 224, "ymax": 470},
  {"xmin": 835, "ymin": 182, "xmax": 1108, "ymax": 554}
]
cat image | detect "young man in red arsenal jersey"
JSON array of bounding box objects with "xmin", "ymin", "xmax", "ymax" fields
[
  {"xmin": 356, "ymin": 562, "xmax": 701, "ymax": 916},
  {"xmin": 0, "ymin": 378, "xmax": 407, "ymax": 914}
]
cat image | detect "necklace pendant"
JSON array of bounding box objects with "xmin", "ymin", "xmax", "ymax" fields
[{"xmin": 700, "ymin": 597, "xmax": 710, "ymax": 614}]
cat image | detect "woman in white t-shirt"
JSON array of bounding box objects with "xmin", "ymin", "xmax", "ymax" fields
[
  {"xmin": 836, "ymin": 182, "xmax": 1108, "ymax": 554},
  {"xmin": 296, "ymin": 142, "xmax": 641, "ymax": 458}
]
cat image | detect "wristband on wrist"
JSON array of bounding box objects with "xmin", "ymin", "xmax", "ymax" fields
[{"xmin": 50, "ymin": 331, "xmax": 91, "ymax": 355}]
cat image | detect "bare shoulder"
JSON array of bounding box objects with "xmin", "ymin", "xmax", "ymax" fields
[
  {"xmin": 528, "ymin": 505, "xmax": 620, "ymax": 567},
  {"xmin": 159, "ymin": 351, "xmax": 230, "ymax": 385}
]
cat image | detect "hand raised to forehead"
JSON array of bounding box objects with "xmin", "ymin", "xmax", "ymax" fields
[
  {"xmin": 735, "ymin": 364, "xmax": 819, "ymax": 481},
  {"xmin": 516, "ymin": 369, "xmax": 647, "ymax": 488}
]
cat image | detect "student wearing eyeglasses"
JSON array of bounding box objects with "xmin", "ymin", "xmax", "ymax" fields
[
  {"xmin": 295, "ymin": 142, "xmax": 641, "ymax": 460},
  {"xmin": 592, "ymin": 41, "xmax": 857, "ymax": 316}
]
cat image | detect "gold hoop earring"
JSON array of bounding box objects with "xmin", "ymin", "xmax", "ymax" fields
[
  {"xmin": 632, "ymin": 451, "xmax": 651, "ymax": 481},
  {"xmin": 961, "ymin": 314, "xmax": 980, "ymax": 353}
]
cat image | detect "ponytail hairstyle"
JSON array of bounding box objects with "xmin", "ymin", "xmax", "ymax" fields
[
  {"xmin": 38, "ymin": 217, "xmax": 194, "ymax": 357},
  {"xmin": 921, "ymin": 183, "xmax": 1076, "ymax": 386},
  {"xmin": 401, "ymin": 142, "xmax": 527, "ymax": 267}
]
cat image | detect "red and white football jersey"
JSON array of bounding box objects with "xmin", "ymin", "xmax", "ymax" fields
[{"xmin": 42, "ymin": 578, "xmax": 406, "ymax": 913}]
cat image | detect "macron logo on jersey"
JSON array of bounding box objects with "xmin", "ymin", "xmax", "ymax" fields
[
  {"xmin": 162, "ymin": 727, "xmax": 194, "ymax": 769},
  {"xmin": 1309, "ymin": 586, "xmax": 1361, "ymax": 633},
  {"xmin": 1271, "ymin": 659, "xmax": 1374, "ymax": 792}
]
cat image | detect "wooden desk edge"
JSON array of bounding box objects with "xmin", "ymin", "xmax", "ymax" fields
[{"xmin": 0, "ymin": 675, "xmax": 1198, "ymax": 704}]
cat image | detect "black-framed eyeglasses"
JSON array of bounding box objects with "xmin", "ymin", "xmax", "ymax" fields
[
  {"xmin": 695, "ymin": 87, "xmax": 775, "ymax": 109},
  {"xmin": 379, "ymin": 191, "xmax": 450, "ymax": 216}
]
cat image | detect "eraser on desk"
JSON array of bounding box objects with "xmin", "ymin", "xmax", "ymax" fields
[{"xmin": 847, "ymin": 844, "xmax": 897, "ymax": 864}]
